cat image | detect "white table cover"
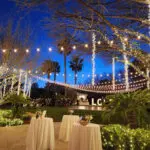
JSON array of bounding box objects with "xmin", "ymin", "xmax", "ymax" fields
[
  {"xmin": 68, "ymin": 123, "xmax": 103, "ymax": 150},
  {"xmin": 26, "ymin": 117, "xmax": 55, "ymax": 150},
  {"xmin": 59, "ymin": 115, "xmax": 79, "ymax": 142}
]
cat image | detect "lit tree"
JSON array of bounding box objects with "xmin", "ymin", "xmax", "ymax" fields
[
  {"xmin": 14, "ymin": 0, "xmax": 150, "ymax": 79},
  {"xmin": 69, "ymin": 55, "xmax": 83, "ymax": 84}
]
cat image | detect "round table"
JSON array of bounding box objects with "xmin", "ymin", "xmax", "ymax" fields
[
  {"xmin": 68, "ymin": 123, "xmax": 103, "ymax": 150},
  {"xmin": 26, "ymin": 117, "xmax": 55, "ymax": 150},
  {"xmin": 59, "ymin": 115, "xmax": 79, "ymax": 142}
]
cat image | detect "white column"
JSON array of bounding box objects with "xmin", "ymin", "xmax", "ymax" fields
[
  {"xmin": 124, "ymin": 54, "xmax": 129, "ymax": 91},
  {"xmin": 92, "ymin": 32, "xmax": 96, "ymax": 85},
  {"xmin": 3, "ymin": 79, "xmax": 7, "ymax": 97},
  {"xmin": 28, "ymin": 79, "xmax": 32, "ymax": 98},
  {"xmin": 17, "ymin": 70, "xmax": 22, "ymax": 95},
  {"xmin": 147, "ymin": 68, "xmax": 150, "ymax": 89},
  {"xmin": 23, "ymin": 72, "xmax": 28, "ymax": 97},
  {"xmin": 11, "ymin": 75, "xmax": 15, "ymax": 92},
  {"xmin": 112, "ymin": 57, "xmax": 115, "ymax": 90}
]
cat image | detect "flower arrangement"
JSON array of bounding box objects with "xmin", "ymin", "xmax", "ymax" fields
[
  {"xmin": 35, "ymin": 110, "xmax": 42, "ymax": 119},
  {"xmin": 68, "ymin": 109, "xmax": 74, "ymax": 115},
  {"xmin": 79, "ymin": 115, "xmax": 93, "ymax": 126}
]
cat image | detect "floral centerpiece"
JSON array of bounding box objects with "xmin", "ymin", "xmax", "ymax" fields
[
  {"xmin": 68, "ymin": 109, "xmax": 74, "ymax": 115},
  {"xmin": 35, "ymin": 110, "xmax": 42, "ymax": 119},
  {"xmin": 79, "ymin": 115, "xmax": 93, "ymax": 126}
]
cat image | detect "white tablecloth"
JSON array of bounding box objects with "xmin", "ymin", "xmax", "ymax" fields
[
  {"xmin": 59, "ymin": 115, "xmax": 79, "ymax": 142},
  {"xmin": 26, "ymin": 117, "xmax": 55, "ymax": 150},
  {"xmin": 68, "ymin": 123, "xmax": 103, "ymax": 150}
]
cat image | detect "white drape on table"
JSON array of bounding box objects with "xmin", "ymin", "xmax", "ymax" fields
[
  {"xmin": 26, "ymin": 117, "xmax": 55, "ymax": 150},
  {"xmin": 68, "ymin": 123, "xmax": 103, "ymax": 150},
  {"xmin": 59, "ymin": 115, "xmax": 79, "ymax": 142}
]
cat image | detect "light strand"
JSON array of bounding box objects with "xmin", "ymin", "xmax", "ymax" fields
[{"xmin": 92, "ymin": 32, "xmax": 96, "ymax": 85}]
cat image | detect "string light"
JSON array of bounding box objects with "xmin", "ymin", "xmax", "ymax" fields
[
  {"xmin": 2, "ymin": 49, "xmax": 6, "ymax": 53},
  {"xmin": 26, "ymin": 49, "xmax": 29, "ymax": 53},
  {"xmin": 110, "ymin": 40, "xmax": 114, "ymax": 45},
  {"xmin": 84, "ymin": 44, "xmax": 88, "ymax": 48},
  {"xmin": 72, "ymin": 45, "xmax": 76, "ymax": 50},
  {"xmin": 124, "ymin": 37, "xmax": 128, "ymax": 42},
  {"xmin": 36, "ymin": 48, "xmax": 40, "ymax": 52},
  {"xmin": 112, "ymin": 57, "xmax": 115, "ymax": 90},
  {"xmin": 49, "ymin": 48, "xmax": 52, "ymax": 52},
  {"xmin": 137, "ymin": 35, "xmax": 141, "ymax": 40},
  {"xmin": 92, "ymin": 32, "xmax": 96, "ymax": 85},
  {"xmin": 14, "ymin": 49, "xmax": 17, "ymax": 53},
  {"xmin": 97, "ymin": 41, "xmax": 101, "ymax": 45},
  {"xmin": 60, "ymin": 47, "xmax": 64, "ymax": 51}
]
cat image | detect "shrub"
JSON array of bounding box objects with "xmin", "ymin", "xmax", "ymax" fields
[
  {"xmin": 3, "ymin": 93, "xmax": 30, "ymax": 118},
  {"xmin": 102, "ymin": 89, "xmax": 150, "ymax": 128},
  {"xmin": 0, "ymin": 110, "xmax": 23, "ymax": 126},
  {"xmin": 0, "ymin": 118, "xmax": 23, "ymax": 126},
  {"xmin": 101, "ymin": 124, "xmax": 150, "ymax": 150}
]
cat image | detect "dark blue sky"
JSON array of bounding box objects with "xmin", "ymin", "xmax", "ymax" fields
[{"xmin": 0, "ymin": 0, "xmax": 148, "ymax": 86}]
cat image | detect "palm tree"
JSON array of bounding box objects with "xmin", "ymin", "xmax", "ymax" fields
[
  {"xmin": 69, "ymin": 55, "xmax": 83, "ymax": 84},
  {"xmin": 52, "ymin": 61, "xmax": 60, "ymax": 81},
  {"xmin": 58, "ymin": 35, "xmax": 72, "ymax": 84},
  {"xmin": 41, "ymin": 60, "xmax": 53, "ymax": 79}
]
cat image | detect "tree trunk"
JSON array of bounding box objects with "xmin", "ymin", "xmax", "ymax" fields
[
  {"xmin": 74, "ymin": 70, "xmax": 77, "ymax": 84},
  {"xmin": 64, "ymin": 53, "xmax": 67, "ymax": 83},
  {"xmin": 47, "ymin": 73, "xmax": 50, "ymax": 80},
  {"xmin": 54, "ymin": 73, "xmax": 56, "ymax": 82},
  {"xmin": 127, "ymin": 111, "xmax": 137, "ymax": 129},
  {"xmin": 64, "ymin": 53, "xmax": 67, "ymax": 96}
]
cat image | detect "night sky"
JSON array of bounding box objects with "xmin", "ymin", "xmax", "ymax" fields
[{"xmin": 0, "ymin": 0, "xmax": 149, "ymax": 87}]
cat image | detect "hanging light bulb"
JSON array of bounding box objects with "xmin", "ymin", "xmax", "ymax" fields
[
  {"xmin": 110, "ymin": 40, "xmax": 114, "ymax": 45},
  {"xmin": 72, "ymin": 45, "xmax": 76, "ymax": 50},
  {"xmin": 61, "ymin": 47, "xmax": 64, "ymax": 51},
  {"xmin": 2, "ymin": 49, "xmax": 6, "ymax": 53},
  {"xmin": 137, "ymin": 35, "xmax": 141, "ymax": 40},
  {"xmin": 14, "ymin": 49, "xmax": 18, "ymax": 53},
  {"xmin": 26, "ymin": 49, "xmax": 29, "ymax": 53},
  {"xmin": 49, "ymin": 48, "xmax": 52, "ymax": 52},
  {"xmin": 124, "ymin": 37, "xmax": 128, "ymax": 42},
  {"xmin": 37, "ymin": 48, "xmax": 40, "ymax": 52},
  {"xmin": 84, "ymin": 44, "xmax": 88, "ymax": 48},
  {"xmin": 97, "ymin": 41, "xmax": 101, "ymax": 45}
]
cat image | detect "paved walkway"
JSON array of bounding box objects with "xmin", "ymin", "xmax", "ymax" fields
[{"xmin": 0, "ymin": 123, "xmax": 68, "ymax": 150}]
